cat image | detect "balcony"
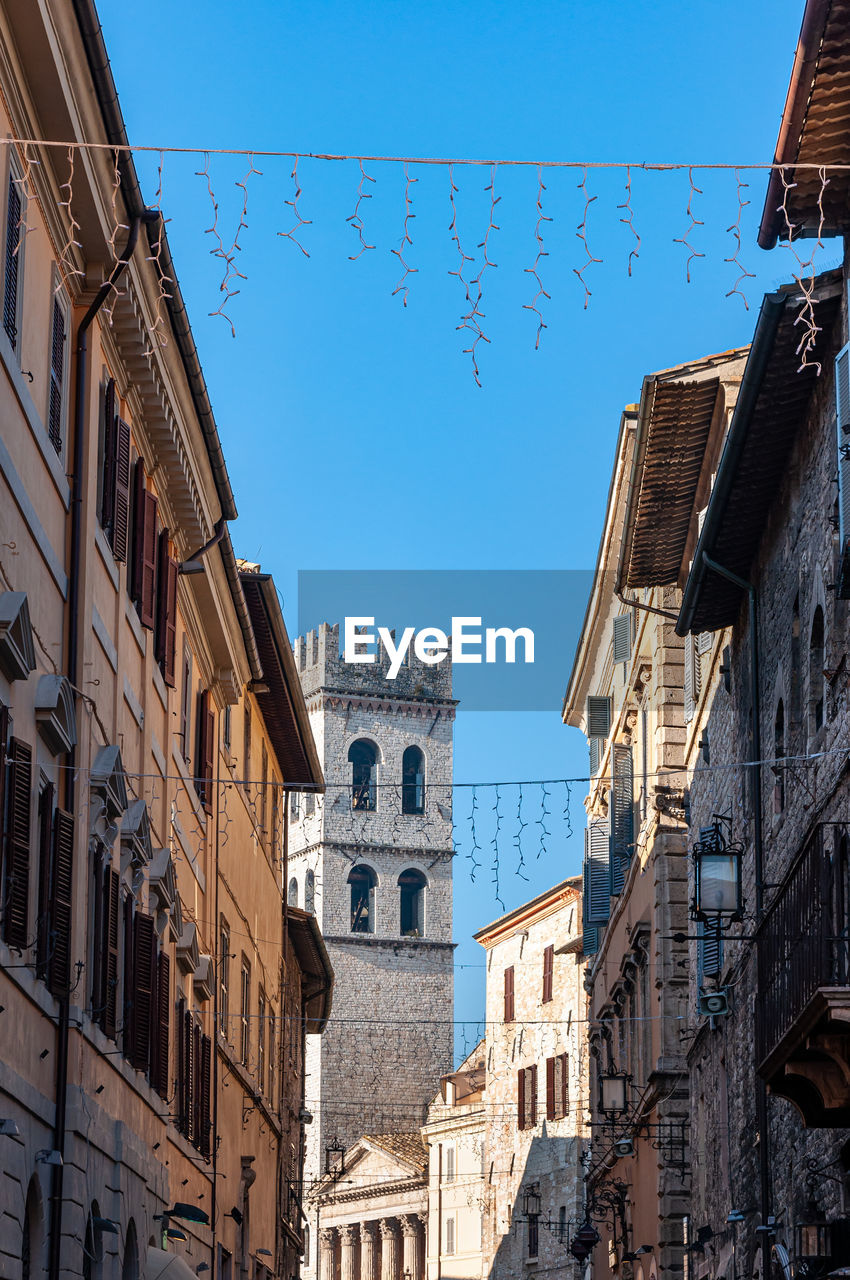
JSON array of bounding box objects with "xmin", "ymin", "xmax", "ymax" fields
[{"xmin": 756, "ymin": 823, "xmax": 850, "ymax": 1126}]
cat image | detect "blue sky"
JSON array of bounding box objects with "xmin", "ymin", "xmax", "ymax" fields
[{"xmin": 99, "ymin": 0, "xmax": 816, "ymax": 1044}]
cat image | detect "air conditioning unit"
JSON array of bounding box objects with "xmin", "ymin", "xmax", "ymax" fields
[{"xmin": 699, "ymin": 989, "xmax": 730, "ymax": 1018}]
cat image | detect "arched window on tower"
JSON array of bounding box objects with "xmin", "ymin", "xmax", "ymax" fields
[
  {"xmin": 402, "ymin": 746, "xmax": 425, "ymax": 815},
  {"xmin": 349, "ymin": 740, "xmax": 378, "ymax": 811},
  {"xmin": 349, "ymin": 865, "xmax": 377, "ymax": 933},
  {"xmin": 773, "ymin": 700, "xmax": 785, "ymax": 815},
  {"xmin": 810, "ymin": 606, "xmax": 825, "ymax": 734},
  {"xmin": 305, "ymin": 870, "xmax": 315, "ymax": 914},
  {"xmin": 399, "ymin": 868, "xmax": 427, "ymax": 936},
  {"xmin": 288, "ymin": 877, "xmax": 298, "ymax": 908}
]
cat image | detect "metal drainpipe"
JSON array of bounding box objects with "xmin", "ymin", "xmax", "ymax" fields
[
  {"xmin": 699, "ymin": 551, "xmax": 770, "ymax": 1260},
  {"xmin": 211, "ymin": 721, "xmax": 223, "ymax": 1277},
  {"xmin": 49, "ymin": 211, "xmax": 151, "ymax": 1280}
]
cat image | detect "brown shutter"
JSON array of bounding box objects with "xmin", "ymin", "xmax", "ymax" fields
[
  {"xmin": 543, "ymin": 944, "xmax": 554, "ymax": 1003},
  {"xmin": 185, "ymin": 1010, "xmax": 196, "ymax": 1142},
  {"xmin": 36, "ymin": 782, "xmax": 54, "ymax": 977},
  {"xmin": 132, "ymin": 462, "xmax": 158, "ymax": 628},
  {"xmin": 192, "ymin": 1022, "xmax": 202, "ymax": 1146},
  {"xmin": 48, "ymin": 808, "xmax": 75, "ymax": 995},
  {"xmin": 176, "ymin": 997, "xmax": 188, "ymax": 1135},
  {"xmin": 48, "ymin": 299, "xmax": 65, "ymax": 455},
  {"xmin": 103, "ymin": 867, "xmax": 120, "ymax": 1039},
  {"xmin": 111, "ymin": 418, "xmax": 131, "ymax": 562},
  {"xmin": 0, "ymin": 706, "xmax": 8, "ymax": 855},
  {"xmin": 200, "ymin": 1034, "xmax": 212, "ymax": 1158},
  {"xmin": 155, "ymin": 530, "xmax": 178, "ymax": 686},
  {"xmin": 5, "ymin": 738, "xmax": 32, "ymax": 950},
  {"xmin": 529, "ymin": 1064, "xmax": 538, "ymax": 1127},
  {"xmin": 152, "ymin": 950, "xmax": 170, "ymax": 1098},
  {"xmin": 122, "ymin": 897, "xmax": 135, "ymax": 1060},
  {"xmin": 100, "ymin": 379, "xmax": 117, "ymax": 530},
  {"xmin": 4, "ymin": 173, "xmax": 21, "ymax": 347},
  {"xmin": 504, "ymin": 966, "xmax": 515, "ymax": 1022},
  {"xmin": 196, "ymin": 690, "xmax": 215, "ymax": 812},
  {"xmin": 517, "ymin": 1067, "xmax": 525, "ymax": 1131},
  {"xmin": 546, "ymin": 1056, "xmax": 555, "ymax": 1120},
  {"xmin": 130, "ymin": 911, "xmax": 155, "ymax": 1070},
  {"xmin": 561, "ymin": 1052, "xmax": 569, "ymax": 1114}
]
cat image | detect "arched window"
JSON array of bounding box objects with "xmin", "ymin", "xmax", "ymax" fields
[
  {"xmin": 810, "ymin": 606, "xmax": 825, "ymax": 733},
  {"xmin": 305, "ymin": 870, "xmax": 315, "ymax": 914},
  {"xmin": 399, "ymin": 868, "xmax": 427, "ymax": 936},
  {"xmin": 349, "ymin": 740, "xmax": 378, "ymax": 811},
  {"xmin": 122, "ymin": 1221, "xmax": 138, "ymax": 1280},
  {"xmin": 790, "ymin": 595, "xmax": 801, "ymax": 732},
  {"xmin": 22, "ymin": 1180, "xmax": 42, "ymax": 1280},
  {"xmin": 288, "ymin": 877, "xmax": 298, "ymax": 908},
  {"xmin": 83, "ymin": 1202, "xmax": 104, "ymax": 1280},
  {"xmin": 773, "ymin": 701, "xmax": 785, "ymax": 814},
  {"xmin": 349, "ymin": 865, "xmax": 377, "ymax": 933},
  {"xmin": 402, "ymin": 746, "xmax": 425, "ymax": 815}
]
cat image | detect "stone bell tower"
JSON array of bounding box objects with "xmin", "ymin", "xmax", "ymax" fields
[{"xmin": 288, "ymin": 624, "xmax": 455, "ymax": 1272}]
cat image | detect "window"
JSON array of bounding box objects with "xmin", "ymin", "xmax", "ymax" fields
[
  {"xmin": 558, "ymin": 1206, "xmax": 567, "ymax": 1244},
  {"xmin": 291, "ymin": 791, "xmax": 300, "ymax": 819},
  {"xmin": 504, "ymin": 966, "xmax": 515, "ymax": 1022},
  {"xmin": 223, "ymin": 705, "xmax": 231, "ymax": 751},
  {"xmin": 810, "ymin": 606, "xmax": 825, "ymax": 733},
  {"xmin": 260, "ymin": 742, "xmax": 268, "ymax": 835},
  {"xmin": 542, "ymin": 943, "xmax": 554, "ymax": 1003},
  {"xmin": 546, "ymin": 1052, "xmax": 569, "ymax": 1119},
  {"xmin": 349, "ymin": 865, "xmax": 377, "ymax": 933},
  {"xmin": 527, "ymin": 1210, "xmax": 539, "ymax": 1259},
  {"xmin": 98, "ymin": 383, "xmax": 131, "ymax": 562},
  {"xmin": 47, "ymin": 286, "xmax": 70, "ymax": 458},
  {"xmin": 268, "ymin": 1011, "xmax": 275, "ymax": 1105},
  {"xmin": 349, "ymin": 739, "xmax": 378, "ymax": 810},
  {"xmin": 774, "ymin": 700, "xmax": 785, "ymax": 814},
  {"xmin": 445, "ymin": 1144, "xmax": 456, "ymax": 1183},
  {"xmin": 240, "ymin": 959, "xmax": 250, "ymax": 1066},
  {"xmin": 303, "ymin": 1225, "xmax": 310, "ymax": 1268},
  {"xmin": 4, "ymin": 159, "xmax": 23, "ymax": 353},
  {"xmin": 517, "ymin": 1064, "xmax": 537, "ymax": 1130},
  {"xmin": 219, "ymin": 923, "xmax": 230, "ymax": 1035},
  {"xmin": 3, "ymin": 735, "xmax": 32, "ymax": 951},
  {"xmin": 180, "ymin": 645, "xmax": 193, "ymax": 764},
  {"xmin": 399, "ymin": 868, "xmax": 426, "ymax": 935},
  {"xmin": 218, "ymin": 1247, "xmax": 232, "ymax": 1280},
  {"xmin": 36, "ymin": 778, "xmax": 54, "ymax": 979},
  {"xmin": 154, "ymin": 531, "xmax": 178, "ymax": 687},
  {"xmin": 305, "ymin": 869, "xmax": 315, "ymax": 914},
  {"xmin": 402, "ymin": 745, "xmax": 425, "ymax": 814},
  {"xmin": 445, "ymin": 1216, "xmax": 455, "ymax": 1256},
  {"xmin": 791, "ymin": 595, "xmax": 801, "ymax": 733},
  {"xmin": 271, "ymin": 784, "xmax": 279, "ymax": 854},
  {"xmin": 288, "ymin": 877, "xmax": 299, "ymax": 908},
  {"xmin": 243, "ymin": 701, "xmax": 252, "ymax": 797},
  {"xmin": 195, "ymin": 689, "xmax": 215, "ymax": 813},
  {"xmin": 130, "ymin": 461, "xmax": 158, "ymax": 629},
  {"xmin": 258, "ymin": 989, "xmax": 266, "ymax": 1090},
  {"xmin": 640, "ymin": 705, "xmax": 649, "ymax": 822}
]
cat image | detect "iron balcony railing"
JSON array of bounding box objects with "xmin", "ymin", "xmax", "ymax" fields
[{"xmin": 756, "ymin": 824, "xmax": 850, "ymax": 1071}]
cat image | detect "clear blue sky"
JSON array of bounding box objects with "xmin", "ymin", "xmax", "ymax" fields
[{"xmin": 99, "ymin": 0, "xmax": 816, "ymax": 1046}]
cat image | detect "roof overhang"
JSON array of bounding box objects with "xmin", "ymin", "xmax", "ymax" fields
[
  {"xmin": 474, "ymin": 876, "xmax": 581, "ymax": 946},
  {"xmin": 677, "ymin": 272, "xmax": 842, "ymax": 636},
  {"xmin": 240, "ymin": 572, "xmax": 324, "ymax": 790},
  {"xmin": 287, "ymin": 906, "xmax": 334, "ymax": 1033},
  {"xmin": 758, "ymin": 0, "xmax": 850, "ymax": 249}
]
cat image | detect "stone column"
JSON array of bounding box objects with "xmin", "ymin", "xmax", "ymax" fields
[
  {"xmin": 339, "ymin": 1225, "xmax": 359, "ymax": 1280},
  {"xmin": 319, "ymin": 1229, "xmax": 337, "ymax": 1280},
  {"xmin": 399, "ymin": 1216, "xmax": 420, "ymax": 1280},
  {"xmin": 379, "ymin": 1220, "xmax": 400, "ymax": 1280},
  {"xmin": 360, "ymin": 1222, "xmax": 379, "ymax": 1280}
]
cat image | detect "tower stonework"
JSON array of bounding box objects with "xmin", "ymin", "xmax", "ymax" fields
[{"xmin": 289, "ymin": 624, "xmax": 455, "ymax": 1264}]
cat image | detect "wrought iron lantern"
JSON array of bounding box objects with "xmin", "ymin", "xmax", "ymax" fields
[
  {"xmin": 693, "ymin": 824, "xmax": 743, "ymax": 921},
  {"xmin": 599, "ymin": 1070, "xmax": 629, "ymax": 1119},
  {"xmin": 795, "ymin": 1210, "xmax": 833, "ymax": 1266},
  {"xmin": 570, "ymin": 1221, "xmax": 600, "ymax": 1262},
  {"xmin": 325, "ymin": 1138, "xmax": 345, "ymax": 1176},
  {"xmin": 522, "ymin": 1185, "xmax": 542, "ymax": 1218}
]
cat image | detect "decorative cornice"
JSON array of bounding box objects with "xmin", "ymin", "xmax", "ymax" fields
[
  {"xmin": 306, "ymin": 690, "xmax": 456, "ymax": 720},
  {"xmin": 316, "ymin": 1176, "xmax": 427, "ymax": 1208}
]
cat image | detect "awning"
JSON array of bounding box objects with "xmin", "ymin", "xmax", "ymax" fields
[
  {"xmin": 287, "ymin": 907, "xmax": 334, "ymax": 1033},
  {"xmin": 147, "ymin": 1248, "xmax": 203, "ymax": 1280}
]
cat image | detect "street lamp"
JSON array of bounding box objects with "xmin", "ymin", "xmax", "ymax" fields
[
  {"xmin": 325, "ymin": 1139, "xmax": 345, "ymax": 1177},
  {"xmin": 570, "ymin": 1221, "xmax": 600, "ymax": 1262},
  {"xmin": 522, "ymin": 1185, "xmax": 542, "ymax": 1218},
  {"xmin": 693, "ymin": 824, "xmax": 743, "ymax": 921},
  {"xmin": 795, "ymin": 1208, "xmax": 833, "ymax": 1272},
  {"xmin": 599, "ymin": 1071, "xmax": 629, "ymax": 1119}
]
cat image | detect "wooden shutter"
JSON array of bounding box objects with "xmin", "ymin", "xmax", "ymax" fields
[
  {"xmin": 103, "ymin": 867, "xmax": 120, "ymax": 1039},
  {"xmin": 152, "ymin": 950, "xmax": 170, "ymax": 1099},
  {"xmin": 111, "ymin": 418, "xmax": 131, "ymax": 562},
  {"xmin": 613, "ymin": 614, "xmax": 631, "ymax": 664},
  {"xmin": 100, "ymin": 380, "xmax": 117, "ymax": 529},
  {"xmin": 5, "ymin": 738, "xmax": 32, "ymax": 949},
  {"xmin": 546, "ymin": 1056, "xmax": 555, "ymax": 1120},
  {"xmin": 584, "ymin": 815, "xmax": 611, "ymax": 926},
  {"xmin": 586, "ymin": 695, "xmax": 612, "ymax": 739},
  {"xmin": 542, "ymin": 944, "xmax": 554, "ymax": 1003},
  {"xmin": 504, "ymin": 965, "xmax": 515, "ymax": 1022},
  {"xmin": 684, "ymin": 635, "xmax": 701, "ymax": 725},
  {"xmin": 132, "ymin": 462, "xmax": 158, "ymax": 627},
  {"xmin": 47, "ymin": 298, "xmax": 65, "ymax": 454},
  {"xmin": 528, "ymin": 1065, "xmax": 538, "ymax": 1127},
  {"xmin": 610, "ymin": 744, "xmax": 634, "ymax": 896},
  {"xmin": 122, "ymin": 897, "xmax": 134, "ymax": 1059},
  {"xmin": 130, "ymin": 912, "xmax": 155, "ymax": 1070},
  {"xmin": 200, "ymin": 1034, "xmax": 212, "ymax": 1158},
  {"xmin": 3, "ymin": 173, "xmax": 20, "ymax": 347},
  {"xmin": 836, "ymin": 344, "xmax": 850, "ymax": 576},
  {"xmin": 192, "ymin": 1021, "xmax": 202, "ymax": 1148},
  {"xmin": 48, "ymin": 809, "xmax": 75, "ymax": 995},
  {"xmin": 155, "ymin": 531, "xmax": 178, "ymax": 686},
  {"xmin": 195, "ymin": 689, "xmax": 215, "ymax": 812},
  {"xmin": 517, "ymin": 1067, "xmax": 525, "ymax": 1131},
  {"xmin": 561, "ymin": 1052, "xmax": 569, "ymax": 1114},
  {"xmin": 176, "ymin": 997, "xmax": 188, "ymax": 1135},
  {"xmin": 36, "ymin": 782, "xmax": 55, "ymax": 977}
]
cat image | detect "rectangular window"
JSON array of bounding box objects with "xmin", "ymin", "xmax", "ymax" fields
[
  {"xmin": 445, "ymin": 1144, "xmax": 455, "ymax": 1183},
  {"xmin": 542, "ymin": 943, "xmax": 554, "ymax": 1003},
  {"xmin": 268, "ymin": 1010, "xmax": 275, "ymax": 1105},
  {"xmin": 3, "ymin": 736, "xmax": 32, "ymax": 950},
  {"xmin": 517, "ymin": 1064, "xmax": 537, "ymax": 1130},
  {"xmin": 154, "ymin": 531, "xmax": 178, "ymax": 687},
  {"xmin": 258, "ymin": 988, "xmax": 266, "ymax": 1091},
  {"xmin": 243, "ymin": 702, "xmax": 252, "ymax": 798},
  {"xmin": 195, "ymin": 689, "xmax": 215, "ymax": 813},
  {"xmin": 47, "ymin": 286, "xmax": 69, "ymax": 458},
  {"xmin": 180, "ymin": 645, "xmax": 193, "ymax": 765},
  {"xmin": 271, "ymin": 784, "xmax": 279, "ymax": 855},
  {"xmin": 291, "ymin": 790, "xmax": 300, "ymax": 819},
  {"xmin": 223, "ymin": 705, "xmax": 231, "ymax": 751},
  {"xmin": 504, "ymin": 965, "xmax": 515, "ymax": 1022},
  {"xmin": 130, "ymin": 460, "xmax": 158, "ymax": 628},
  {"xmin": 219, "ymin": 1246, "xmax": 232, "ymax": 1280},
  {"xmin": 445, "ymin": 1216, "xmax": 455, "ymax": 1256},
  {"xmin": 219, "ymin": 923, "xmax": 230, "ymax": 1037},
  {"xmin": 3, "ymin": 160, "xmax": 23, "ymax": 353},
  {"xmin": 547, "ymin": 1053, "xmax": 569, "ymax": 1120},
  {"xmin": 260, "ymin": 741, "xmax": 268, "ymax": 835},
  {"xmin": 240, "ymin": 958, "xmax": 250, "ymax": 1066},
  {"xmin": 528, "ymin": 1213, "xmax": 539, "ymax": 1259}
]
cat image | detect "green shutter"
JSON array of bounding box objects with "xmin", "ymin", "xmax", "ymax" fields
[
  {"xmin": 609, "ymin": 744, "xmax": 634, "ymax": 895},
  {"xmin": 584, "ymin": 816, "xmax": 611, "ymax": 925},
  {"xmin": 586, "ymin": 695, "xmax": 612, "ymax": 739},
  {"xmin": 613, "ymin": 615, "xmax": 632, "ymax": 664}
]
